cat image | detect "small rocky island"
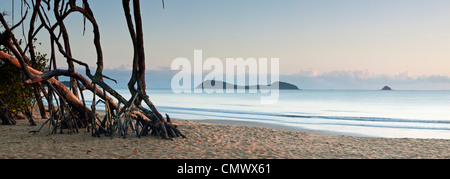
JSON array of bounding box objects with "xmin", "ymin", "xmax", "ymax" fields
[{"xmin": 381, "ymin": 86, "xmax": 392, "ymax": 90}]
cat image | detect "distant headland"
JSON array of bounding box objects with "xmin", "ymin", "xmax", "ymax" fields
[{"xmin": 196, "ymin": 80, "xmax": 300, "ymax": 90}]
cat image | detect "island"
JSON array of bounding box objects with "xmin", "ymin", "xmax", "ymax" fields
[
  {"xmin": 381, "ymin": 86, "xmax": 392, "ymax": 90},
  {"xmin": 196, "ymin": 80, "xmax": 300, "ymax": 90}
]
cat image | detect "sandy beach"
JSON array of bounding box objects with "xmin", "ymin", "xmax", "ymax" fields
[{"xmin": 1, "ymin": 115, "xmax": 449, "ymax": 159}]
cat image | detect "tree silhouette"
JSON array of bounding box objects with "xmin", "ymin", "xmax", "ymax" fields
[{"xmin": 0, "ymin": 0, "xmax": 185, "ymax": 139}]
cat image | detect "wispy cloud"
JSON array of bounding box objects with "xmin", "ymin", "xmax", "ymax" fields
[
  {"xmin": 83, "ymin": 67, "xmax": 450, "ymax": 90},
  {"xmin": 104, "ymin": 64, "xmax": 133, "ymax": 71},
  {"xmin": 283, "ymin": 70, "xmax": 450, "ymax": 90}
]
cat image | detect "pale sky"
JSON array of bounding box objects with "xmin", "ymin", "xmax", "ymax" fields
[{"xmin": 3, "ymin": 0, "xmax": 450, "ymax": 78}]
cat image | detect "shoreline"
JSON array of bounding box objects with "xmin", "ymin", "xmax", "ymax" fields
[
  {"xmin": 198, "ymin": 119, "xmax": 377, "ymax": 138},
  {"xmin": 1, "ymin": 116, "xmax": 449, "ymax": 159}
]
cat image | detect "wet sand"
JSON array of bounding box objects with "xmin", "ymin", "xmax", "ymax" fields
[{"xmin": 1, "ymin": 117, "xmax": 449, "ymax": 159}]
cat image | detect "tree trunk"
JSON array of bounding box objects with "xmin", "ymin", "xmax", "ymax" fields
[
  {"xmin": 0, "ymin": 108, "xmax": 15, "ymax": 125},
  {"xmin": 1, "ymin": 0, "xmax": 185, "ymax": 139},
  {"xmin": 33, "ymin": 84, "xmax": 48, "ymax": 119},
  {"xmin": 120, "ymin": 0, "xmax": 183, "ymax": 140},
  {"xmin": 0, "ymin": 51, "xmax": 93, "ymax": 120}
]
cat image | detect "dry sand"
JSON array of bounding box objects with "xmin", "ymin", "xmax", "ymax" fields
[{"xmin": 1, "ymin": 117, "xmax": 449, "ymax": 159}]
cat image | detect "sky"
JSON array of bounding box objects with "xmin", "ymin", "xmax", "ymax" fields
[{"xmin": 2, "ymin": 0, "xmax": 450, "ymax": 89}]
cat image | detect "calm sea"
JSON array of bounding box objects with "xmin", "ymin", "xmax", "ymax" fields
[{"xmin": 82, "ymin": 89, "xmax": 450, "ymax": 139}]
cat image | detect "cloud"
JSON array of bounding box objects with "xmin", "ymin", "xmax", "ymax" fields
[
  {"xmin": 88, "ymin": 67, "xmax": 450, "ymax": 90},
  {"xmin": 101, "ymin": 68, "xmax": 178, "ymax": 89},
  {"xmin": 104, "ymin": 64, "xmax": 133, "ymax": 71},
  {"xmin": 282, "ymin": 70, "xmax": 450, "ymax": 90}
]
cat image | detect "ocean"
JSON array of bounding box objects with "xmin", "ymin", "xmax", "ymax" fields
[{"xmin": 82, "ymin": 89, "xmax": 450, "ymax": 139}]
